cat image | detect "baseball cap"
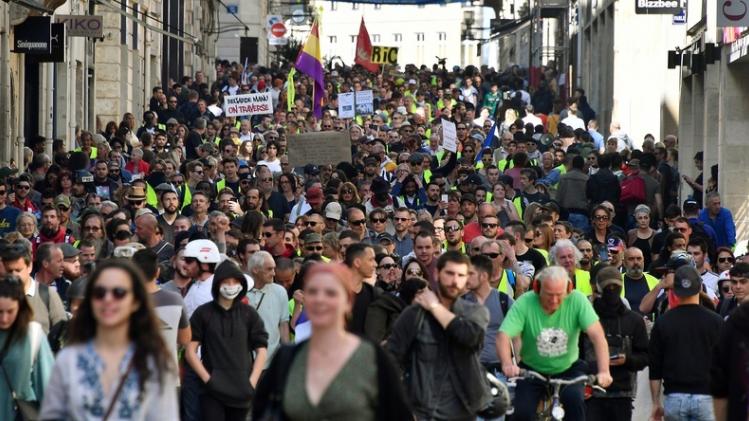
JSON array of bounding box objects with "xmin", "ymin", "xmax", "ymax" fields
[
  {"xmin": 595, "ymin": 265, "xmax": 624, "ymax": 291},
  {"xmin": 460, "ymin": 193, "xmax": 477, "ymax": 204},
  {"xmin": 324, "ymin": 202, "xmax": 342, "ymax": 221},
  {"xmin": 683, "ymin": 199, "xmax": 700, "ymax": 212},
  {"xmin": 306, "ymin": 187, "xmax": 324, "ymax": 206},
  {"xmin": 304, "ymin": 164, "xmax": 320, "ymax": 176},
  {"xmin": 377, "ymin": 232, "xmax": 395, "ymax": 244},
  {"xmin": 673, "ymin": 265, "xmax": 703, "ymax": 297},
  {"xmin": 54, "ymin": 194, "xmax": 71, "ymax": 209},
  {"xmin": 302, "ymin": 232, "xmax": 322, "ymax": 243},
  {"xmin": 666, "ymin": 250, "xmax": 694, "ymax": 270}
]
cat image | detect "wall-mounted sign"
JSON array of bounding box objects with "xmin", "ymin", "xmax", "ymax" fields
[
  {"xmin": 266, "ymin": 15, "xmax": 288, "ymax": 46},
  {"xmin": 36, "ymin": 23, "xmax": 66, "ymax": 63},
  {"xmin": 226, "ymin": 4, "xmax": 238, "ymax": 14},
  {"xmin": 673, "ymin": 9, "xmax": 687, "ymax": 23},
  {"xmin": 718, "ymin": 0, "xmax": 749, "ymax": 27},
  {"xmin": 55, "ymin": 15, "xmax": 103, "ymax": 38},
  {"xmin": 13, "ymin": 16, "xmax": 51, "ymax": 54},
  {"xmin": 635, "ymin": 0, "xmax": 684, "ymax": 14}
]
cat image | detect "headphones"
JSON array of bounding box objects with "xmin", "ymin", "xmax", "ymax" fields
[{"xmin": 531, "ymin": 276, "xmax": 574, "ymax": 294}]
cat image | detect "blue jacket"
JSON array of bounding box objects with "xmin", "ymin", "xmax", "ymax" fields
[{"xmin": 699, "ymin": 208, "xmax": 736, "ymax": 248}]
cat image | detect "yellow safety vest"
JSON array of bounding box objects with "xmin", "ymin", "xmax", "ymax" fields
[
  {"xmin": 574, "ymin": 268, "xmax": 593, "ymax": 296},
  {"xmin": 620, "ymin": 272, "xmax": 659, "ymax": 297},
  {"xmin": 497, "ymin": 269, "xmax": 516, "ymax": 296},
  {"xmin": 180, "ymin": 185, "xmax": 193, "ymax": 210},
  {"xmin": 536, "ymin": 248, "xmax": 550, "ymax": 264},
  {"xmin": 146, "ymin": 183, "xmax": 158, "ymax": 208},
  {"xmin": 74, "ymin": 146, "xmax": 98, "ymax": 160}
]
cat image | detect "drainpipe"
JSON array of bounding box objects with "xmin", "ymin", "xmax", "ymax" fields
[{"xmin": 0, "ymin": 3, "xmax": 11, "ymax": 164}]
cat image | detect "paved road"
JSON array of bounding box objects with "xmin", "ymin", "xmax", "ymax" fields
[{"xmin": 633, "ymin": 368, "xmax": 654, "ymax": 420}]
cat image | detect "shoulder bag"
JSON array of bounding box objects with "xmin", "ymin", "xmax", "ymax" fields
[{"xmin": 0, "ymin": 325, "xmax": 45, "ymax": 421}]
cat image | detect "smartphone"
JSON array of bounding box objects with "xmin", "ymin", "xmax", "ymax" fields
[
  {"xmin": 598, "ymin": 246, "xmax": 609, "ymax": 263},
  {"xmin": 441, "ymin": 194, "xmax": 448, "ymax": 202},
  {"xmin": 609, "ymin": 353, "xmax": 623, "ymax": 360}
]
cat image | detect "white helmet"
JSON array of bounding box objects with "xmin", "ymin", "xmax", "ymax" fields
[{"xmin": 183, "ymin": 239, "xmax": 221, "ymax": 264}]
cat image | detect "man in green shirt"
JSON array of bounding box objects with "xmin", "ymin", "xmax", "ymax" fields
[{"xmin": 497, "ymin": 266, "xmax": 613, "ymax": 421}]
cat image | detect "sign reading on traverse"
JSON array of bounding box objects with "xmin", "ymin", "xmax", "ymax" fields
[
  {"xmin": 371, "ymin": 46, "xmax": 399, "ymax": 64},
  {"xmin": 635, "ymin": 0, "xmax": 684, "ymax": 14},
  {"xmin": 224, "ymin": 93, "xmax": 273, "ymax": 117}
]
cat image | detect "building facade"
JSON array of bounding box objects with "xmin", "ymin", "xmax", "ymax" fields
[{"xmin": 0, "ymin": 0, "xmax": 216, "ymax": 165}]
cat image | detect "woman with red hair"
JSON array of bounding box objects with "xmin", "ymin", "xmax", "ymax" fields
[{"xmin": 253, "ymin": 263, "xmax": 412, "ymax": 420}]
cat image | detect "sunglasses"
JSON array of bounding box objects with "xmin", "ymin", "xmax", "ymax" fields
[
  {"xmin": 524, "ymin": 238, "xmax": 534, "ymax": 244},
  {"xmin": 721, "ymin": 286, "xmax": 731, "ymax": 293},
  {"xmin": 371, "ymin": 217, "xmax": 387, "ymax": 224},
  {"xmin": 594, "ymin": 215, "xmax": 609, "ymax": 221},
  {"xmin": 718, "ymin": 257, "xmax": 735, "ymax": 263},
  {"xmin": 16, "ymin": 185, "xmax": 30, "ymax": 190},
  {"xmin": 350, "ymin": 219, "xmax": 367, "ymax": 226},
  {"xmin": 262, "ymin": 231, "xmax": 274, "ymax": 238},
  {"xmin": 445, "ymin": 226, "xmax": 461, "ymax": 233},
  {"xmin": 305, "ymin": 245, "xmax": 323, "ymax": 252},
  {"xmin": 406, "ymin": 269, "xmax": 423, "ymax": 276},
  {"xmin": 379, "ymin": 264, "xmax": 398, "ymax": 270},
  {"xmin": 481, "ymin": 223, "xmax": 498, "ymax": 229},
  {"xmin": 394, "ymin": 217, "xmax": 409, "ymax": 222},
  {"xmin": 92, "ymin": 286, "xmax": 130, "ymax": 301},
  {"xmin": 305, "ymin": 221, "xmax": 318, "ymax": 227},
  {"xmin": 57, "ymin": 205, "xmax": 70, "ymax": 211},
  {"xmin": 129, "ymin": 200, "xmax": 144, "ymax": 206},
  {"xmin": 484, "ymin": 252, "xmax": 502, "ymax": 259},
  {"xmin": 115, "ymin": 230, "xmax": 132, "ymax": 240},
  {"xmin": 608, "ymin": 249, "xmax": 620, "ymax": 255}
]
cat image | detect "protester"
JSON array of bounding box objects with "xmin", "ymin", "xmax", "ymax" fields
[
  {"xmin": 253, "ymin": 263, "xmax": 412, "ymax": 421},
  {"xmin": 40, "ymin": 259, "xmax": 178, "ymax": 419},
  {"xmin": 0, "ymin": 276, "xmax": 55, "ymax": 420}
]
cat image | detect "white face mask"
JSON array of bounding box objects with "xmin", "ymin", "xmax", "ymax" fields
[{"xmin": 219, "ymin": 284, "xmax": 242, "ymax": 300}]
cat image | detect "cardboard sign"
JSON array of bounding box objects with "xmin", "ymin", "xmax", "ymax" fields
[
  {"xmin": 372, "ymin": 46, "xmax": 399, "ymax": 65},
  {"xmin": 288, "ymin": 132, "xmax": 351, "ymax": 167},
  {"xmin": 224, "ymin": 93, "xmax": 273, "ymax": 117},
  {"xmin": 441, "ymin": 119, "xmax": 458, "ymax": 153}
]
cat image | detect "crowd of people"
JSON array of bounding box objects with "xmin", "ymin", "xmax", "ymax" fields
[{"xmin": 0, "ymin": 58, "xmax": 746, "ymax": 421}]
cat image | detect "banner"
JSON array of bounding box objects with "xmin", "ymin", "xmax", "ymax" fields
[
  {"xmin": 288, "ymin": 132, "xmax": 351, "ymax": 167},
  {"xmin": 224, "ymin": 93, "xmax": 273, "ymax": 117}
]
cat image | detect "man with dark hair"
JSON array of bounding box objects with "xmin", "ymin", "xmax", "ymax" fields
[
  {"xmin": 557, "ymin": 155, "xmax": 589, "ymax": 230},
  {"xmin": 132, "ymin": 249, "xmax": 191, "ymax": 381},
  {"xmin": 2, "ymin": 242, "xmax": 67, "ymax": 334},
  {"xmin": 34, "ymin": 243, "xmax": 67, "ymax": 306},
  {"xmin": 388, "ymin": 251, "xmax": 491, "ymax": 420},
  {"xmin": 32, "ymin": 206, "xmax": 75, "ymax": 255},
  {"xmin": 505, "ymin": 221, "xmax": 546, "ymax": 274},
  {"xmin": 262, "ymin": 219, "xmax": 293, "ymax": 259},
  {"xmin": 687, "ymin": 238, "xmax": 720, "ymax": 300},
  {"xmin": 718, "ymin": 263, "xmax": 749, "ymax": 317},
  {"xmin": 649, "ymin": 266, "xmax": 723, "ymax": 421},
  {"xmin": 414, "ymin": 231, "xmax": 438, "ymax": 290},
  {"xmin": 344, "ymin": 243, "xmax": 378, "ymax": 334}
]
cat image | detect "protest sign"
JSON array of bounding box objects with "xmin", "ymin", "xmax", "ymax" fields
[
  {"xmin": 372, "ymin": 46, "xmax": 399, "ymax": 65},
  {"xmin": 355, "ymin": 90, "xmax": 374, "ymax": 115},
  {"xmin": 441, "ymin": 119, "xmax": 458, "ymax": 153},
  {"xmin": 224, "ymin": 93, "xmax": 273, "ymax": 117},
  {"xmin": 288, "ymin": 131, "xmax": 351, "ymax": 167},
  {"xmin": 338, "ymin": 92, "xmax": 355, "ymax": 119}
]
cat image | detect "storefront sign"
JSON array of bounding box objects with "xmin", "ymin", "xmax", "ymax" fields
[
  {"xmin": 36, "ymin": 24, "xmax": 66, "ymax": 63},
  {"xmin": 729, "ymin": 34, "xmax": 749, "ymax": 62},
  {"xmin": 55, "ymin": 15, "xmax": 103, "ymax": 38},
  {"xmin": 635, "ymin": 0, "xmax": 684, "ymax": 14},
  {"xmin": 13, "ymin": 16, "xmax": 51, "ymax": 54},
  {"xmin": 718, "ymin": 0, "xmax": 749, "ymax": 27}
]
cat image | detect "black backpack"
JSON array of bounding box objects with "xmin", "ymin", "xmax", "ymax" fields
[{"xmin": 690, "ymin": 220, "xmax": 717, "ymax": 262}]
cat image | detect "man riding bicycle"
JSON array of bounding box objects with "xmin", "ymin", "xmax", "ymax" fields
[{"xmin": 497, "ymin": 266, "xmax": 613, "ymax": 420}]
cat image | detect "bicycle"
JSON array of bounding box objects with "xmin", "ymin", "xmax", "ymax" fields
[{"xmin": 508, "ymin": 369, "xmax": 605, "ymax": 421}]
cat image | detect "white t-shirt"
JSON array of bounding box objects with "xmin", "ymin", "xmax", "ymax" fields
[
  {"xmin": 184, "ymin": 275, "xmax": 214, "ymax": 318},
  {"xmin": 561, "ymin": 115, "xmax": 585, "ymax": 131},
  {"xmin": 257, "ymin": 158, "xmax": 282, "ymax": 174}
]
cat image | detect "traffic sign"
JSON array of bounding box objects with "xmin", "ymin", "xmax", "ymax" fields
[{"xmin": 271, "ymin": 22, "xmax": 286, "ymax": 38}]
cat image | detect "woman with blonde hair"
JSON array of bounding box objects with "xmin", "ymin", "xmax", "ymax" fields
[{"xmin": 338, "ymin": 182, "xmax": 361, "ymax": 211}]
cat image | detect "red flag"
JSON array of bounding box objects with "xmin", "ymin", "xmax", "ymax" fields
[{"xmin": 354, "ymin": 18, "xmax": 379, "ymax": 73}]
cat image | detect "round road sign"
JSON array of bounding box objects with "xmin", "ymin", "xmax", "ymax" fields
[{"xmin": 271, "ymin": 22, "xmax": 286, "ymax": 38}]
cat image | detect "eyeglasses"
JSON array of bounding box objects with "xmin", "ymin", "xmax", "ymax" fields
[
  {"xmin": 16, "ymin": 185, "xmax": 30, "ymax": 190},
  {"xmin": 92, "ymin": 286, "xmax": 130, "ymax": 301},
  {"xmin": 463, "ymin": 149, "xmax": 474, "ymax": 154},
  {"xmin": 371, "ymin": 217, "xmax": 387, "ymax": 224},
  {"xmin": 350, "ymin": 219, "xmax": 366, "ymax": 226},
  {"xmin": 57, "ymin": 205, "xmax": 70, "ymax": 211},
  {"xmin": 305, "ymin": 221, "xmax": 319, "ymax": 227},
  {"xmin": 608, "ymin": 249, "xmax": 620, "ymax": 255},
  {"xmin": 84, "ymin": 225, "xmax": 102, "ymax": 232},
  {"xmin": 341, "ymin": 189, "xmax": 353, "ymax": 194},
  {"xmin": 718, "ymin": 257, "xmax": 735, "ymax": 263},
  {"xmin": 406, "ymin": 269, "xmax": 423, "ymax": 276},
  {"xmin": 445, "ymin": 225, "xmax": 461, "ymax": 233},
  {"xmin": 379, "ymin": 264, "xmax": 398, "ymax": 270},
  {"xmin": 305, "ymin": 245, "xmax": 323, "ymax": 252},
  {"xmin": 483, "ymin": 252, "xmax": 501, "ymax": 259},
  {"xmin": 481, "ymin": 223, "xmax": 498, "ymax": 229},
  {"xmin": 594, "ymin": 215, "xmax": 609, "ymax": 221}
]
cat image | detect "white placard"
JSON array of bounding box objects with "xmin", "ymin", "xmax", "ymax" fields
[
  {"xmin": 223, "ymin": 93, "xmax": 273, "ymax": 117},
  {"xmin": 441, "ymin": 119, "xmax": 458, "ymax": 153},
  {"xmin": 338, "ymin": 92, "xmax": 355, "ymax": 119},
  {"xmin": 355, "ymin": 90, "xmax": 374, "ymax": 115}
]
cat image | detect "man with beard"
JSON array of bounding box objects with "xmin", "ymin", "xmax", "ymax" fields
[
  {"xmin": 346, "ymin": 206, "xmax": 368, "ymax": 241},
  {"xmin": 424, "ymin": 181, "xmax": 444, "ymax": 217},
  {"xmin": 60, "ymin": 243, "xmax": 82, "ymax": 283},
  {"xmin": 55, "ymin": 194, "xmax": 80, "ymax": 239},
  {"xmin": 34, "ymin": 243, "xmax": 68, "ymax": 308},
  {"xmin": 156, "ymin": 184, "xmax": 180, "ymax": 244},
  {"xmin": 584, "ymin": 265, "xmax": 649, "ymax": 420},
  {"xmin": 443, "ymin": 217, "xmax": 466, "ymax": 253},
  {"xmin": 77, "ymin": 240, "xmax": 97, "ymax": 276},
  {"xmin": 392, "ymin": 173, "xmax": 427, "ymax": 211},
  {"xmin": 32, "ymin": 206, "xmax": 75, "ymax": 255},
  {"xmin": 92, "ymin": 160, "xmax": 119, "ymax": 201},
  {"xmin": 392, "ymin": 208, "xmax": 414, "ymax": 257},
  {"xmin": 576, "ymin": 239, "xmax": 595, "ymax": 271},
  {"xmin": 135, "ymin": 212, "xmax": 175, "ymax": 265},
  {"xmin": 622, "ymin": 247, "xmax": 661, "ymax": 314},
  {"xmin": 388, "ymin": 252, "xmax": 491, "ymax": 420},
  {"xmin": 344, "ymin": 243, "xmax": 378, "ymax": 335},
  {"xmin": 162, "ymin": 247, "xmax": 193, "ymax": 297}
]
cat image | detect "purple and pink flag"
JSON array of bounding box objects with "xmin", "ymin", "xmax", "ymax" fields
[{"xmin": 295, "ymin": 19, "xmax": 325, "ymax": 119}]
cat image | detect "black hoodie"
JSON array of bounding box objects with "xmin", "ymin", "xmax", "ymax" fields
[
  {"xmin": 711, "ymin": 302, "xmax": 749, "ymax": 421},
  {"xmin": 190, "ymin": 260, "xmax": 268, "ymax": 408}
]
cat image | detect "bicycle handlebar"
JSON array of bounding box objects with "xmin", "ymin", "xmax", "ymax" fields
[{"xmin": 514, "ymin": 369, "xmax": 599, "ymax": 387}]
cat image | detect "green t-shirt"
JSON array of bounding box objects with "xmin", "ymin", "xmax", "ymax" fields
[{"xmin": 499, "ymin": 290, "xmax": 598, "ymax": 375}]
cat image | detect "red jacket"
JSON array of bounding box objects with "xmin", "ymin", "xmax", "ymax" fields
[
  {"xmin": 32, "ymin": 227, "xmax": 75, "ymax": 256},
  {"xmin": 125, "ymin": 159, "xmax": 150, "ymax": 176}
]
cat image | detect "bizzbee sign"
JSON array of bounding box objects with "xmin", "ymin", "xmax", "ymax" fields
[{"xmin": 635, "ymin": 0, "xmax": 684, "ymax": 14}]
